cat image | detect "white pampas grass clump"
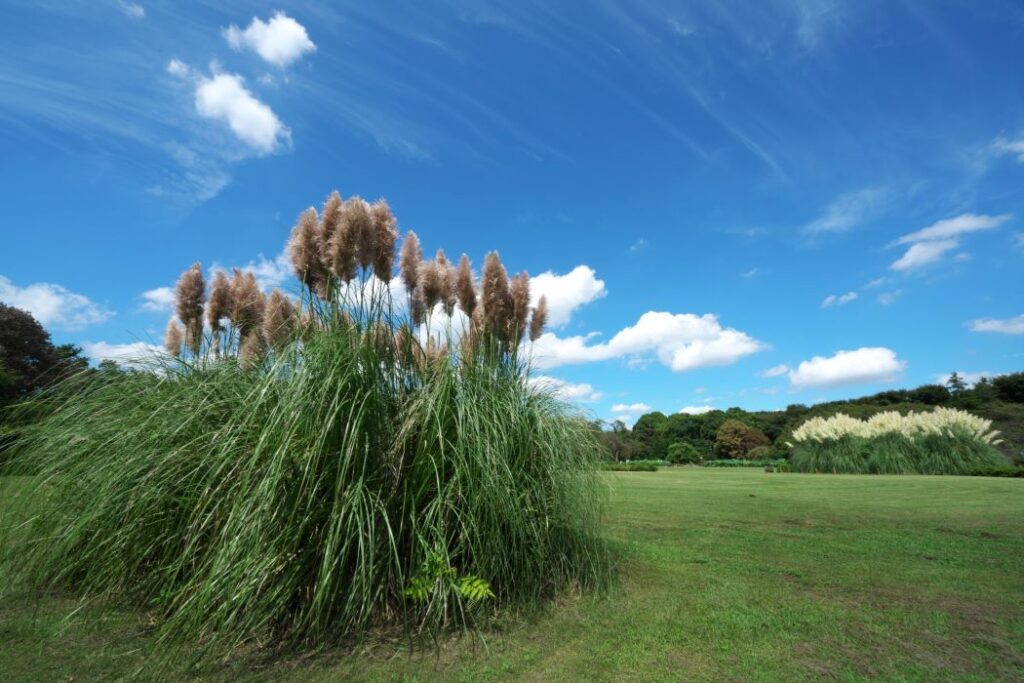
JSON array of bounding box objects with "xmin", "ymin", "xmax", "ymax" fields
[{"xmin": 791, "ymin": 408, "xmax": 1000, "ymax": 444}]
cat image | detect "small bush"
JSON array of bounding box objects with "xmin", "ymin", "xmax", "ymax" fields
[
  {"xmin": 703, "ymin": 458, "xmax": 787, "ymax": 468},
  {"xmin": 963, "ymin": 466, "xmax": 1024, "ymax": 478},
  {"xmin": 601, "ymin": 462, "xmax": 658, "ymax": 472},
  {"xmin": 747, "ymin": 445, "xmax": 773, "ymax": 461},
  {"xmin": 666, "ymin": 442, "xmax": 703, "ymax": 464}
]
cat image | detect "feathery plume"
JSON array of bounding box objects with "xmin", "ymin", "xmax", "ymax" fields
[
  {"xmin": 164, "ymin": 317, "xmax": 183, "ymax": 358},
  {"xmin": 419, "ymin": 259, "xmax": 442, "ymax": 311},
  {"xmin": 175, "ymin": 262, "xmax": 206, "ymax": 355},
  {"xmin": 347, "ymin": 197, "xmax": 375, "ymax": 272},
  {"xmin": 288, "ymin": 207, "xmax": 328, "ymax": 295},
  {"xmin": 509, "ymin": 271, "xmax": 530, "ymax": 342},
  {"xmin": 318, "ymin": 191, "xmax": 343, "ymax": 267},
  {"xmin": 529, "ymin": 295, "xmax": 548, "ymax": 342},
  {"xmin": 435, "ymin": 249, "xmax": 456, "ymax": 317},
  {"xmin": 481, "ymin": 251, "xmax": 512, "ymax": 340},
  {"xmin": 410, "ymin": 286, "xmax": 427, "ymax": 327},
  {"xmin": 455, "ymin": 254, "xmax": 477, "ymax": 318},
  {"xmin": 207, "ymin": 269, "xmax": 232, "ymax": 332},
  {"xmin": 327, "ymin": 200, "xmax": 358, "ymax": 282},
  {"xmin": 238, "ymin": 332, "xmax": 264, "ymax": 371},
  {"xmin": 399, "ymin": 230, "xmax": 422, "ymax": 295},
  {"xmin": 370, "ymin": 200, "xmax": 398, "ymax": 282},
  {"xmin": 263, "ymin": 289, "xmax": 296, "ymax": 351},
  {"xmin": 229, "ymin": 269, "xmax": 266, "ymax": 339}
]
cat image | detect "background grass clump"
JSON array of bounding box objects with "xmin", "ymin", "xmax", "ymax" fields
[
  {"xmin": 788, "ymin": 408, "xmax": 1006, "ymax": 474},
  {"xmin": 0, "ymin": 190, "xmax": 611, "ymax": 660}
]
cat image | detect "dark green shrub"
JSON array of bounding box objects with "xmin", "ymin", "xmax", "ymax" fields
[
  {"xmin": 747, "ymin": 445, "xmax": 773, "ymax": 461},
  {"xmin": 601, "ymin": 462, "xmax": 658, "ymax": 472},
  {"xmin": 666, "ymin": 442, "xmax": 703, "ymax": 464}
]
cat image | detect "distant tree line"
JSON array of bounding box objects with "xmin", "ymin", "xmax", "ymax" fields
[{"xmin": 594, "ymin": 371, "xmax": 1024, "ymax": 464}]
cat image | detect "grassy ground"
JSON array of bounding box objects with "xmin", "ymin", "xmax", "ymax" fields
[{"xmin": 2, "ymin": 468, "xmax": 1023, "ymax": 681}]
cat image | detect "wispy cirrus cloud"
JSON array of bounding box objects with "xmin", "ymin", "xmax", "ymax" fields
[
  {"xmin": 821, "ymin": 291, "xmax": 857, "ymax": 307},
  {"xmin": 968, "ymin": 314, "xmax": 1024, "ymax": 335},
  {"xmin": 888, "ymin": 213, "xmax": 1011, "ymax": 272},
  {"xmin": 804, "ymin": 187, "xmax": 889, "ymax": 234}
]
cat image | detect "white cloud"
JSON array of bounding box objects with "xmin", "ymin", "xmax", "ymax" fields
[
  {"xmin": 992, "ymin": 136, "xmax": 1024, "ymax": 163},
  {"xmin": 1013, "ymin": 233, "xmax": 1024, "ymax": 251},
  {"xmin": 82, "ymin": 341, "xmax": 162, "ymax": 368},
  {"xmin": 968, "ymin": 314, "xmax": 1024, "ymax": 335},
  {"xmin": 788, "ymin": 347, "xmax": 905, "ymax": 389},
  {"xmin": 804, "ymin": 187, "xmax": 888, "ymax": 234},
  {"xmin": 890, "ymin": 239, "xmax": 958, "ymax": 271},
  {"xmin": 117, "ymin": 1, "xmax": 145, "ymax": 19},
  {"xmin": 863, "ymin": 277, "xmax": 888, "ymax": 289},
  {"xmin": 739, "ymin": 267, "xmax": 760, "ymax": 278},
  {"xmin": 195, "ymin": 71, "xmax": 289, "ymax": 154},
  {"xmin": 237, "ymin": 250, "xmax": 292, "ymax": 291},
  {"xmin": 224, "ymin": 12, "xmax": 316, "ymax": 68},
  {"xmin": 166, "ymin": 59, "xmax": 190, "ymax": 78},
  {"xmin": 529, "ymin": 265, "xmax": 606, "ymax": 327},
  {"xmin": 140, "ymin": 286, "xmax": 174, "ymax": 312},
  {"xmin": 611, "ymin": 402, "xmax": 651, "ymax": 413},
  {"xmin": 893, "ymin": 213, "xmax": 1011, "ymax": 245},
  {"xmin": 760, "ymin": 364, "xmax": 790, "ymax": 378},
  {"xmin": 528, "ymin": 375, "xmax": 602, "ymax": 402},
  {"xmin": 934, "ymin": 371, "xmax": 1004, "ymax": 388},
  {"xmin": 628, "ymin": 238, "xmax": 647, "ymax": 252},
  {"xmin": 0, "ymin": 276, "xmax": 113, "ymax": 331},
  {"xmin": 876, "ymin": 290, "xmax": 902, "ymax": 306},
  {"xmin": 530, "ymin": 311, "xmax": 765, "ymax": 371},
  {"xmin": 821, "ymin": 291, "xmax": 857, "ymax": 308},
  {"xmin": 679, "ymin": 405, "xmax": 716, "ymax": 415}
]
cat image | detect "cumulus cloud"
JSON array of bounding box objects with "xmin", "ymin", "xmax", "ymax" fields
[
  {"xmin": 612, "ymin": 402, "xmax": 651, "ymax": 413},
  {"xmin": 821, "ymin": 291, "xmax": 857, "ymax": 308},
  {"xmin": 760, "ymin": 364, "xmax": 790, "ymax": 378},
  {"xmin": 224, "ymin": 12, "xmax": 316, "ymax": 68},
  {"xmin": 890, "ymin": 239, "xmax": 958, "ymax": 271},
  {"xmin": 679, "ymin": 405, "xmax": 716, "ymax": 415},
  {"xmin": 529, "ymin": 265, "xmax": 606, "ymax": 327},
  {"xmin": 804, "ymin": 187, "xmax": 888, "ymax": 234},
  {"xmin": 194, "ymin": 71, "xmax": 290, "ymax": 154},
  {"xmin": 968, "ymin": 314, "xmax": 1024, "ymax": 335},
  {"xmin": 82, "ymin": 341, "xmax": 162, "ymax": 367},
  {"xmin": 0, "ymin": 276, "xmax": 112, "ymax": 331},
  {"xmin": 530, "ymin": 311, "xmax": 764, "ymax": 371},
  {"xmin": 140, "ymin": 286, "xmax": 174, "ymax": 311},
  {"xmin": 528, "ymin": 375, "xmax": 602, "ymax": 402},
  {"xmin": 892, "ymin": 213, "xmax": 1011, "ymax": 246},
  {"xmin": 787, "ymin": 347, "xmax": 905, "ymax": 389}
]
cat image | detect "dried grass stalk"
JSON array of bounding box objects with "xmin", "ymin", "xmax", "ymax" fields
[
  {"xmin": 207, "ymin": 270, "xmax": 232, "ymax": 332},
  {"xmin": 370, "ymin": 200, "xmax": 398, "ymax": 282},
  {"xmin": 327, "ymin": 200, "xmax": 358, "ymax": 282},
  {"xmin": 435, "ymin": 249, "xmax": 456, "ymax": 316},
  {"xmin": 238, "ymin": 332, "xmax": 264, "ymax": 371},
  {"xmin": 455, "ymin": 254, "xmax": 477, "ymax": 318},
  {"xmin": 419, "ymin": 259, "xmax": 442, "ymax": 311},
  {"xmin": 509, "ymin": 271, "xmax": 530, "ymax": 341},
  {"xmin": 529, "ymin": 295, "xmax": 548, "ymax": 341},
  {"xmin": 289, "ymin": 208, "xmax": 327, "ymax": 295},
  {"xmin": 263, "ymin": 290, "xmax": 296, "ymax": 351},
  {"xmin": 319, "ymin": 191, "xmax": 344, "ymax": 267},
  {"xmin": 347, "ymin": 197, "xmax": 375, "ymax": 272},
  {"xmin": 164, "ymin": 317, "xmax": 183, "ymax": 357},
  {"xmin": 229, "ymin": 269, "xmax": 266, "ymax": 339},
  {"xmin": 399, "ymin": 230, "xmax": 422, "ymax": 296},
  {"xmin": 482, "ymin": 251, "xmax": 512, "ymax": 339}
]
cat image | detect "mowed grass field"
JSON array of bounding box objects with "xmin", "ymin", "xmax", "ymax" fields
[{"xmin": 2, "ymin": 468, "xmax": 1023, "ymax": 681}]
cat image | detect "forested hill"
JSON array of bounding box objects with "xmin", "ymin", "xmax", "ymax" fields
[{"xmin": 604, "ymin": 373, "xmax": 1024, "ymax": 464}]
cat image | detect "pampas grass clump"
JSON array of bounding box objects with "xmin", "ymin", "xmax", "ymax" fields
[
  {"xmin": 789, "ymin": 408, "xmax": 1006, "ymax": 474},
  {"xmin": 1, "ymin": 190, "xmax": 609, "ymax": 662}
]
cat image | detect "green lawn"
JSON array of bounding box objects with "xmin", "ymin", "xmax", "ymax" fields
[{"xmin": 3, "ymin": 468, "xmax": 1023, "ymax": 681}]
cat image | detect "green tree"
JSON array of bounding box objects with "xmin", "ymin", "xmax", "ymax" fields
[
  {"xmin": 713, "ymin": 419, "xmax": 770, "ymax": 459},
  {"xmin": 993, "ymin": 373, "xmax": 1024, "ymax": 403},
  {"xmin": 945, "ymin": 372, "xmax": 967, "ymax": 394},
  {"xmin": 631, "ymin": 411, "xmax": 668, "ymax": 459}
]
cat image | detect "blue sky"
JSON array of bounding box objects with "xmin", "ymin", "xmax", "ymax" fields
[{"xmin": 1, "ymin": 0, "xmax": 1022, "ymax": 423}]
